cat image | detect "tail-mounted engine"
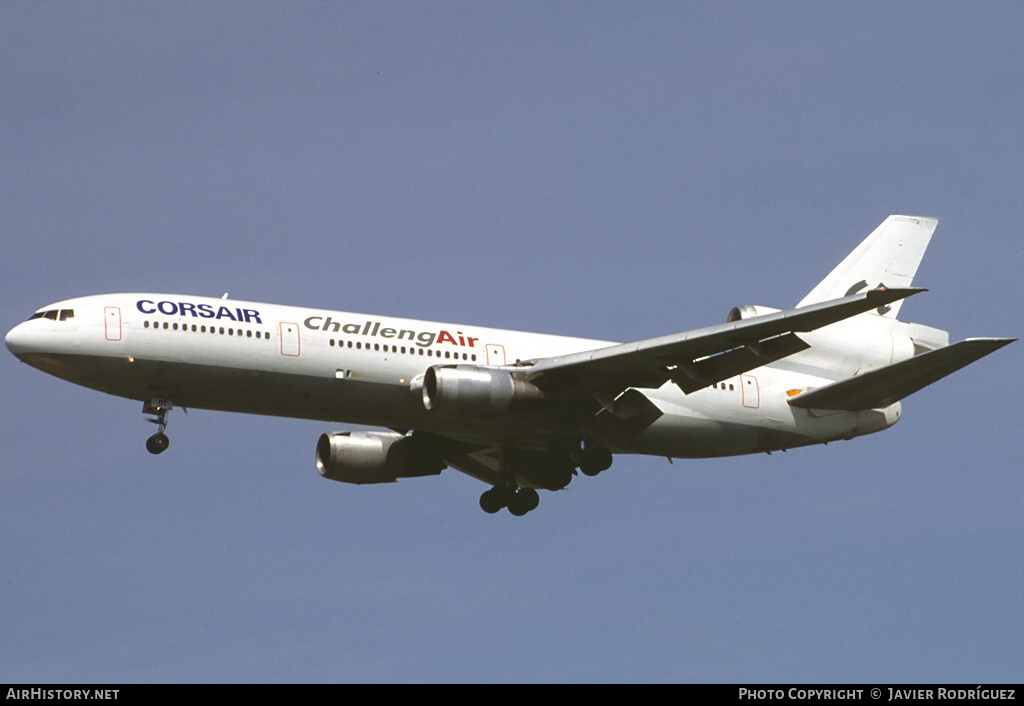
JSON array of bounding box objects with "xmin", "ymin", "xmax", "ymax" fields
[
  {"xmin": 316, "ymin": 431, "xmax": 444, "ymax": 485},
  {"xmin": 420, "ymin": 365, "xmax": 544, "ymax": 416},
  {"xmin": 727, "ymin": 305, "xmax": 781, "ymax": 322},
  {"xmin": 728, "ymin": 303, "xmax": 924, "ymax": 376}
]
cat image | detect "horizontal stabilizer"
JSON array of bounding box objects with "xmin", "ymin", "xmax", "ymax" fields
[{"xmin": 788, "ymin": 338, "xmax": 1015, "ymax": 411}]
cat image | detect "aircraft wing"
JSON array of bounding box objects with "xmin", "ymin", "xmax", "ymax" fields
[
  {"xmin": 525, "ymin": 287, "xmax": 924, "ymax": 395},
  {"xmin": 787, "ymin": 337, "xmax": 1016, "ymax": 411}
]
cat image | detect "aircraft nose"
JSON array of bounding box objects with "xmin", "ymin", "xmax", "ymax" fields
[{"xmin": 5, "ymin": 322, "xmax": 34, "ymax": 359}]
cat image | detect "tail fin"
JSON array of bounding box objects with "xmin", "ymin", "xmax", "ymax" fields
[{"xmin": 799, "ymin": 215, "xmax": 938, "ymax": 320}]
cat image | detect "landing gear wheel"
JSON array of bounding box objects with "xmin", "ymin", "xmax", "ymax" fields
[
  {"xmin": 579, "ymin": 447, "xmax": 613, "ymax": 476},
  {"xmin": 480, "ymin": 487, "xmax": 509, "ymax": 514},
  {"xmin": 143, "ymin": 399, "xmax": 176, "ymax": 455},
  {"xmin": 507, "ymin": 488, "xmax": 540, "ymax": 516},
  {"xmin": 146, "ymin": 432, "xmax": 170, "ymax": 455}
]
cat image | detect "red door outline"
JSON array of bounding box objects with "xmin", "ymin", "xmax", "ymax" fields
[
  {"xmin": 104, "ymin": 307, "xmax": 122, "ymax": 342},
  {"xmin": 486, "ymin": 344, "xmax": 506, "ymax": 366},
  {"xmin": 280, "ymin": 322, "xmax": 300, "ymax": 357},
  {"xmin": 741, "ymin": 374, "xmax": 760, "ymax": 409}
]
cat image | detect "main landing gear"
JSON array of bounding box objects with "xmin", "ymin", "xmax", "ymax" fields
[
  {"xmin": 573, "ymin": 445, "xmax": 613, "ymax": 477},
  {"xmin": 480, "ymin": 483, "xmax": 540, "ymax": 516},
  {"xmin": 143, "ymin": 399, "xmax": 173, "ymax": 455},
  {"xmin": 477, "ymin": 440, "xmax": 615, "ymax": 516}
]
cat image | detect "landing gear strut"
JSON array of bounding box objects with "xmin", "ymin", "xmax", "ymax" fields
[{"xmin": 143, "ymin": 399, "xmax": 173, "ymax": 455}]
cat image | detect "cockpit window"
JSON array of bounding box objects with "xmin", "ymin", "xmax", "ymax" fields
[{"xmin": 27, "ymin": 309, "xmax": 75, "ymax": 322}]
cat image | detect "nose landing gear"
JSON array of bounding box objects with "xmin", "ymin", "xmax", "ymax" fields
[{"xmin": 143, "ymin": 399, "xmax": 174, "ymax": 455}]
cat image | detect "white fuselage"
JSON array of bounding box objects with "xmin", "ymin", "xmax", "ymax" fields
[{"xmin": 6, "ymin": 293, "xmax": 903, "ymax": 459}]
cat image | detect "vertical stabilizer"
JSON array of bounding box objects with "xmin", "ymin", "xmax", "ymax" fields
[{"xmin": 798, "ymin": 215, "xmax": 937, "ymax": 319}]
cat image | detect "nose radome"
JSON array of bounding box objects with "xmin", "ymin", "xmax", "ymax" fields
[{"xmin": 6, "ymin": 322, "xmax": 33, "ymax": 358}]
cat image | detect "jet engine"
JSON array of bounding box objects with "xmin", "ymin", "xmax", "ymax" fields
[
  {"xmin": 316, "ymin": 431, "xmax": 444, "ymax": 485},
  {"xmin": 728, "ymin": 303, "xmax": 927, "ymax": 376},
  {"xmin": 727, "ymin": 305, "xmax": 781, "ymax": 322},
  {"xmin": 420, "ymin": 365, "xmax": 544, "ymax": 416}
]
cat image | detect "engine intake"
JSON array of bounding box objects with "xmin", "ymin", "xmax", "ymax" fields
[
  {"xmin": 421, "ymin": 365, "xmax": 544, "ymax": 416},
  {"xmin": 316, "ymin": 431, "xmax": 444, "ymax": 485},
  {"xmin": 727, "ymin": 305, "xmax": 781, "ymax": 322}
]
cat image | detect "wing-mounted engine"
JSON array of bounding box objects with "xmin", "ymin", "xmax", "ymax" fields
[
  {"xmin": 316, "ymin": 431, "xmax": 444, "ymax": 485},
  {"xmin": 420, "ymin": 365, "xmax": 544, "ymax": 416},
  {"xmin": 727, "ymin": 305, "xmax": 781, "ymax": 322}
]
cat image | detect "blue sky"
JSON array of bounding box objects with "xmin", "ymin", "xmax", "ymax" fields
[{"xmin": 2, "ymin": 2, "xmax": 1021, "ymax": 683}]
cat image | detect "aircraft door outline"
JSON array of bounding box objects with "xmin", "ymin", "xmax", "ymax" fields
[
  {"xmin": 104, "ymin": 307, "xmax": 122, "ymax": 342},
  {"xmin": 280, "ymin": 322, "xmax": 300, "ymax": 357},
  {"xmin": 486, "ymin": 344, "xmax": 506, "ymax": 366},
  {"xmin": 741, "ymin": 374, "xmax": 760, "ymax": 409}
]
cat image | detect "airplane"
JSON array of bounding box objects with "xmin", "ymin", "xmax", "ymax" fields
[{"xmin": 5, "ymin": 215, "xmax": 1014, "ymax": 516}]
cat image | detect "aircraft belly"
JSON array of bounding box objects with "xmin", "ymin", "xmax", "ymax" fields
[
  {"xmin": 616, "ymin": 381, "xmax": 901, "ymax": 458},
  {"xmin": 615, "ymin": 386, "xmax": 819, "ymax": 458},
  {"xmin": 17, "ymin": 352, "xmax": 566, "ymax": 446}
]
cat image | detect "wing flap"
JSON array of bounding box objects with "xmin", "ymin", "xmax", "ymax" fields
[
  {"xmin": 670, "ymin": 332, "xmax": 810, "ymax": 393},
  {"xmin": 788, "ymin": 338, "xmax": 1015, "ymax": 411}
]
